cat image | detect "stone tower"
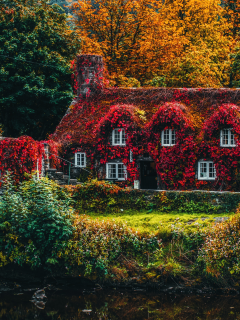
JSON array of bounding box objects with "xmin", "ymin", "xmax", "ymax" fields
[{"xmin": 76, "ymin": 54, "xmax": 104, "ymax": 99}]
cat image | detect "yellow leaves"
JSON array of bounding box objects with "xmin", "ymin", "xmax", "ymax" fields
[
  {"xmin": 135, "ymin": 108, "xmax": 147, "ymax": 123},
  {"xmin": 72, "ymin": 0, "xmax": 234, "ymax": 87},
  {"xmin": 0, "ymin": 252, "xmax": 8, "ymax": 267}
]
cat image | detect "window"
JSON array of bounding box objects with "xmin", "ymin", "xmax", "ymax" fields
[
  {"xmin": 75, "ymin": 152, "xmax": 86, "ymax": 167},
  {"xmin": 198, "ymin": 161, "xmax": 216, "ymax": 180},
  {"xmin": 161, "ymin": 129, "xmax": 176, "ymax": 146},
  {"xmin": 112, "ymin": 129, "xmax": 126, "ymax": 146},
  {"xmin": 220, "ymin": 129, "xmax": 236, "ymax": 147},
  {"xmin": 106, "ymin": 163, "xmax": 127, "ymax": 180}
]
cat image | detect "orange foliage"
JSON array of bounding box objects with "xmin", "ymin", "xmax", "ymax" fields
[
  {"xmin": 72, "ymin": 0, "xmax": 233, "ymax": 87},
  {"xmin": 222, "ymin": 0, "xmax": 240, "ymax": 37}
]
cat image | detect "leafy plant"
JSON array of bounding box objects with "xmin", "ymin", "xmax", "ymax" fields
[
  {"xmin": 197, "ymin": 214, "xmax": 240, "ymax": 278},
  {"xmin": 71, "ymin": 179, "xmax": 147, "ymax": 212},
  {"xmin": 0, "ymin": 173, "xmax": 74, "ymax": 269},
  {"xmin": 58, "ymin": 215, "xmax": 161, "ymax": 277},
  {"xmin": 178, "ymin": 200, "xmax": 217, "ymax": 214}
]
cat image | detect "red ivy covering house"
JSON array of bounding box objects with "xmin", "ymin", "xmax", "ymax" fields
[{"xmin": 49, "ymin": 54, "xmax": 240, "ymax": 191}]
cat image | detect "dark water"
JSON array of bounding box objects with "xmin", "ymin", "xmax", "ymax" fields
[{"xmin": 1, "ymin": 287, "xmax": 240, "ymax": 319}]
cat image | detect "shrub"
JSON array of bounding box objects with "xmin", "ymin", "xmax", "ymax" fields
[
  {"xmin": 197, "ymin": 214, "xmax": 240, "ymax": 278},
  {"xmin": 57, "ymin": 215, "xmax": 161, "ymax": 278},
  {"xmin": 71, "ymin": 179, "xmax": 146, "ymax": 212},
  {"xmin": 0, "ymin": 175, "xmax": 161, "ymax": 279},
  {"xmin": 0, "ymin": 173, "xmax": 74, "ymax": 269},
  {"xmin": 72, "ymin": 179, "xmax": 122, "ymax": 212}
]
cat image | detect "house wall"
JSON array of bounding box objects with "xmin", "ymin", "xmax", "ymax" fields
[{"xmin": 52, "ymin": 55, "xmax": 240, "ymax": 191}]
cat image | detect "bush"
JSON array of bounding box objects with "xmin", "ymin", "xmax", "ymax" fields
[
  {"xmin": 154, "ymin": 191, "xmax": 238, "ymax": 214},
  {"xmin": 71, "ymin": 179, "xmax": 146, "ymax": 213},
  {"xmin": 197, "ymin": 214, "xmax": 240, "ymax": 278},
  {"xmin": 58, "ymin": 215, "xmax": 161, "ymax": 278},
  {"xmin": 0, "ymin": 175, "xmax": 161, "ymax": 279},
  {"xmin": 72, "ymin": 179, "xmax": 122, "ymax": 212},
  {"xmin": 0, "ymin": 173, "xmax": 74, "ymax": 269}
]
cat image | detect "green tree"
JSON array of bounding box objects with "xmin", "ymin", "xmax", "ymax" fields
[
  {"xmin": 0, "ymin": 0, "xmax": 81, "ymax": 139},
  {"xmin": 230, "ymin": 45, "xmax": 240, "ymax": 87}
]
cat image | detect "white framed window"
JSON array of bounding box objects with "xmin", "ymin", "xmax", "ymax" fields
[
  {"xmin": 220, "ymin": 129, "xmax": 236, "ymax": 147},
  {"xmin": 112, "ymin": 129, "xmax": 126, "ymax": 146},
  {"xmin": 198, "ymin": 161, "xmax": 216, "ymax": 180},
  {"xmin": 75, "ymin": 152, "xmax": 86, "ymax": 168},
  {"xmin": 161, "ymin": 129, "xmax": 176, "ymax": 146},
  {"xmin": 106, "ymin": 163, "xmax": 127, "ymax": 180}
]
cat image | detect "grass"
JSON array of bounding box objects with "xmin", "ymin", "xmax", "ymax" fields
[
  {"xmin": 81, "ymin": 209, "xmax": 235, "ymax": 237},
  {"xmin": 75, "ymin": 209, "xmax": 237, "ymax": 282},
  {"xmin": 75, "ymin": 209, "xmax": 238, "ymax": 283}
]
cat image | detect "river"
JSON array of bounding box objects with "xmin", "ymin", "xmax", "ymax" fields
[{"xmin": 0, "ymin": 286, "xmax": 240, "ymax": 319}]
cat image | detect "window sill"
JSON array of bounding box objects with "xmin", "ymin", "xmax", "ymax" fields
[
  {"xmin": 161, "ymin": 144, "xmax": 176, "ymax": 147},
  {"xmin": 105, "ymin": 178, "xmax": 126, "ymax": 181},
  {"xmin": 220, "ymin": 145, "xmax": 236, "ymax": 147}
]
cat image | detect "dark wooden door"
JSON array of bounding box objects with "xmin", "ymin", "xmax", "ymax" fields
[{"xmin": 140, "ymin": 161, "xmax": 157, "ymax": 189}]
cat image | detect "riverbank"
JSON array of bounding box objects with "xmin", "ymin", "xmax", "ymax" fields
[
  {"xmin": 0, "ymin": 210, "xmax": 237, "ymax": 292},
  {"xmin": 0, "ymin": 267, "xmax": 239, "ymax": 296},
  {"xmin": 1, "ymin": 175, "xmax": 240, "ymax": 291}
]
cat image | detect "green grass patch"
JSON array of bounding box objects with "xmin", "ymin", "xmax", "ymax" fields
[{"xmin": 83, "ymin": 209, "xmax": 235, "ymax": 238}]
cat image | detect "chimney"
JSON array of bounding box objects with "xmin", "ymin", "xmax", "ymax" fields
[{"xmin": 77, "ymin": 54, "xmax": 104, "ymax": 99}]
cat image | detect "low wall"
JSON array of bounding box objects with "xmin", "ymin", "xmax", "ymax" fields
[{"xmin": 71, "ymin": 182, "xmax": 240, "ymax": 213}]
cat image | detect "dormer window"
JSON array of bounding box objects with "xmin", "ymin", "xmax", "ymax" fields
[
  {"xmin": 75, "ymin": 152, "xmax": 86, "ymax": 168},
  {"xmin": 198, "ymin": 161, "xmax": 216, "ymax": 180},
  {"xmin": 220, "ymin": 129, "xmax": 236, "ymax": 147},
  {"xmin": 112, "ymin": 129, "xmax": 126, "ymax": 146},
  {"xmin": 161, "ymin": 129, "xmax": 176, "ymax": 146}
]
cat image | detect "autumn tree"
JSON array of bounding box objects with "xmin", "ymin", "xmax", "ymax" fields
[
  {"xmin": 71, "ymin": 0, "xmax": 182, "ymax": 84},
  {"xmin": 160, "ymin": 0, "xmax": 234, "ymax": 87},
  {"xmin": 222, "ymin": 0, "xmax": 240, "ymax": 37},
  {"xmin": 0, "ymin": 0, "xmax": 81, "ymax": 139},
  {"xmin": 72, "ymin": 0, "xmax": 233, "ymax": 87}
]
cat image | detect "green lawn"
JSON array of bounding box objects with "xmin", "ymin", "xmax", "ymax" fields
[{"xmin": 83, "ymin": 209, "xmax": 235, "ymax": 237}]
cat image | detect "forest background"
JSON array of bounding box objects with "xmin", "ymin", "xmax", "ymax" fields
[{"xmin": 1, "ymin": 0, "xmax": 240, "ymax": 138}]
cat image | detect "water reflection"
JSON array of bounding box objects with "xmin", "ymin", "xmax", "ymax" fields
[{"xmin": 0, "ymin": 289, "xmax": 240, "ymax": 319}]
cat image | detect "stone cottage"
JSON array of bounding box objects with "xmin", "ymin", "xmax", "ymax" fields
[{"xmin": 51, "ymin": 54, "xmax": 240, "ymax": 191}]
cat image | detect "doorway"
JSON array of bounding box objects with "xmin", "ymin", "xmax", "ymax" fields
[{"xmin": 140, "ymin": 161, "xmax": 157, "ymax": 189}]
